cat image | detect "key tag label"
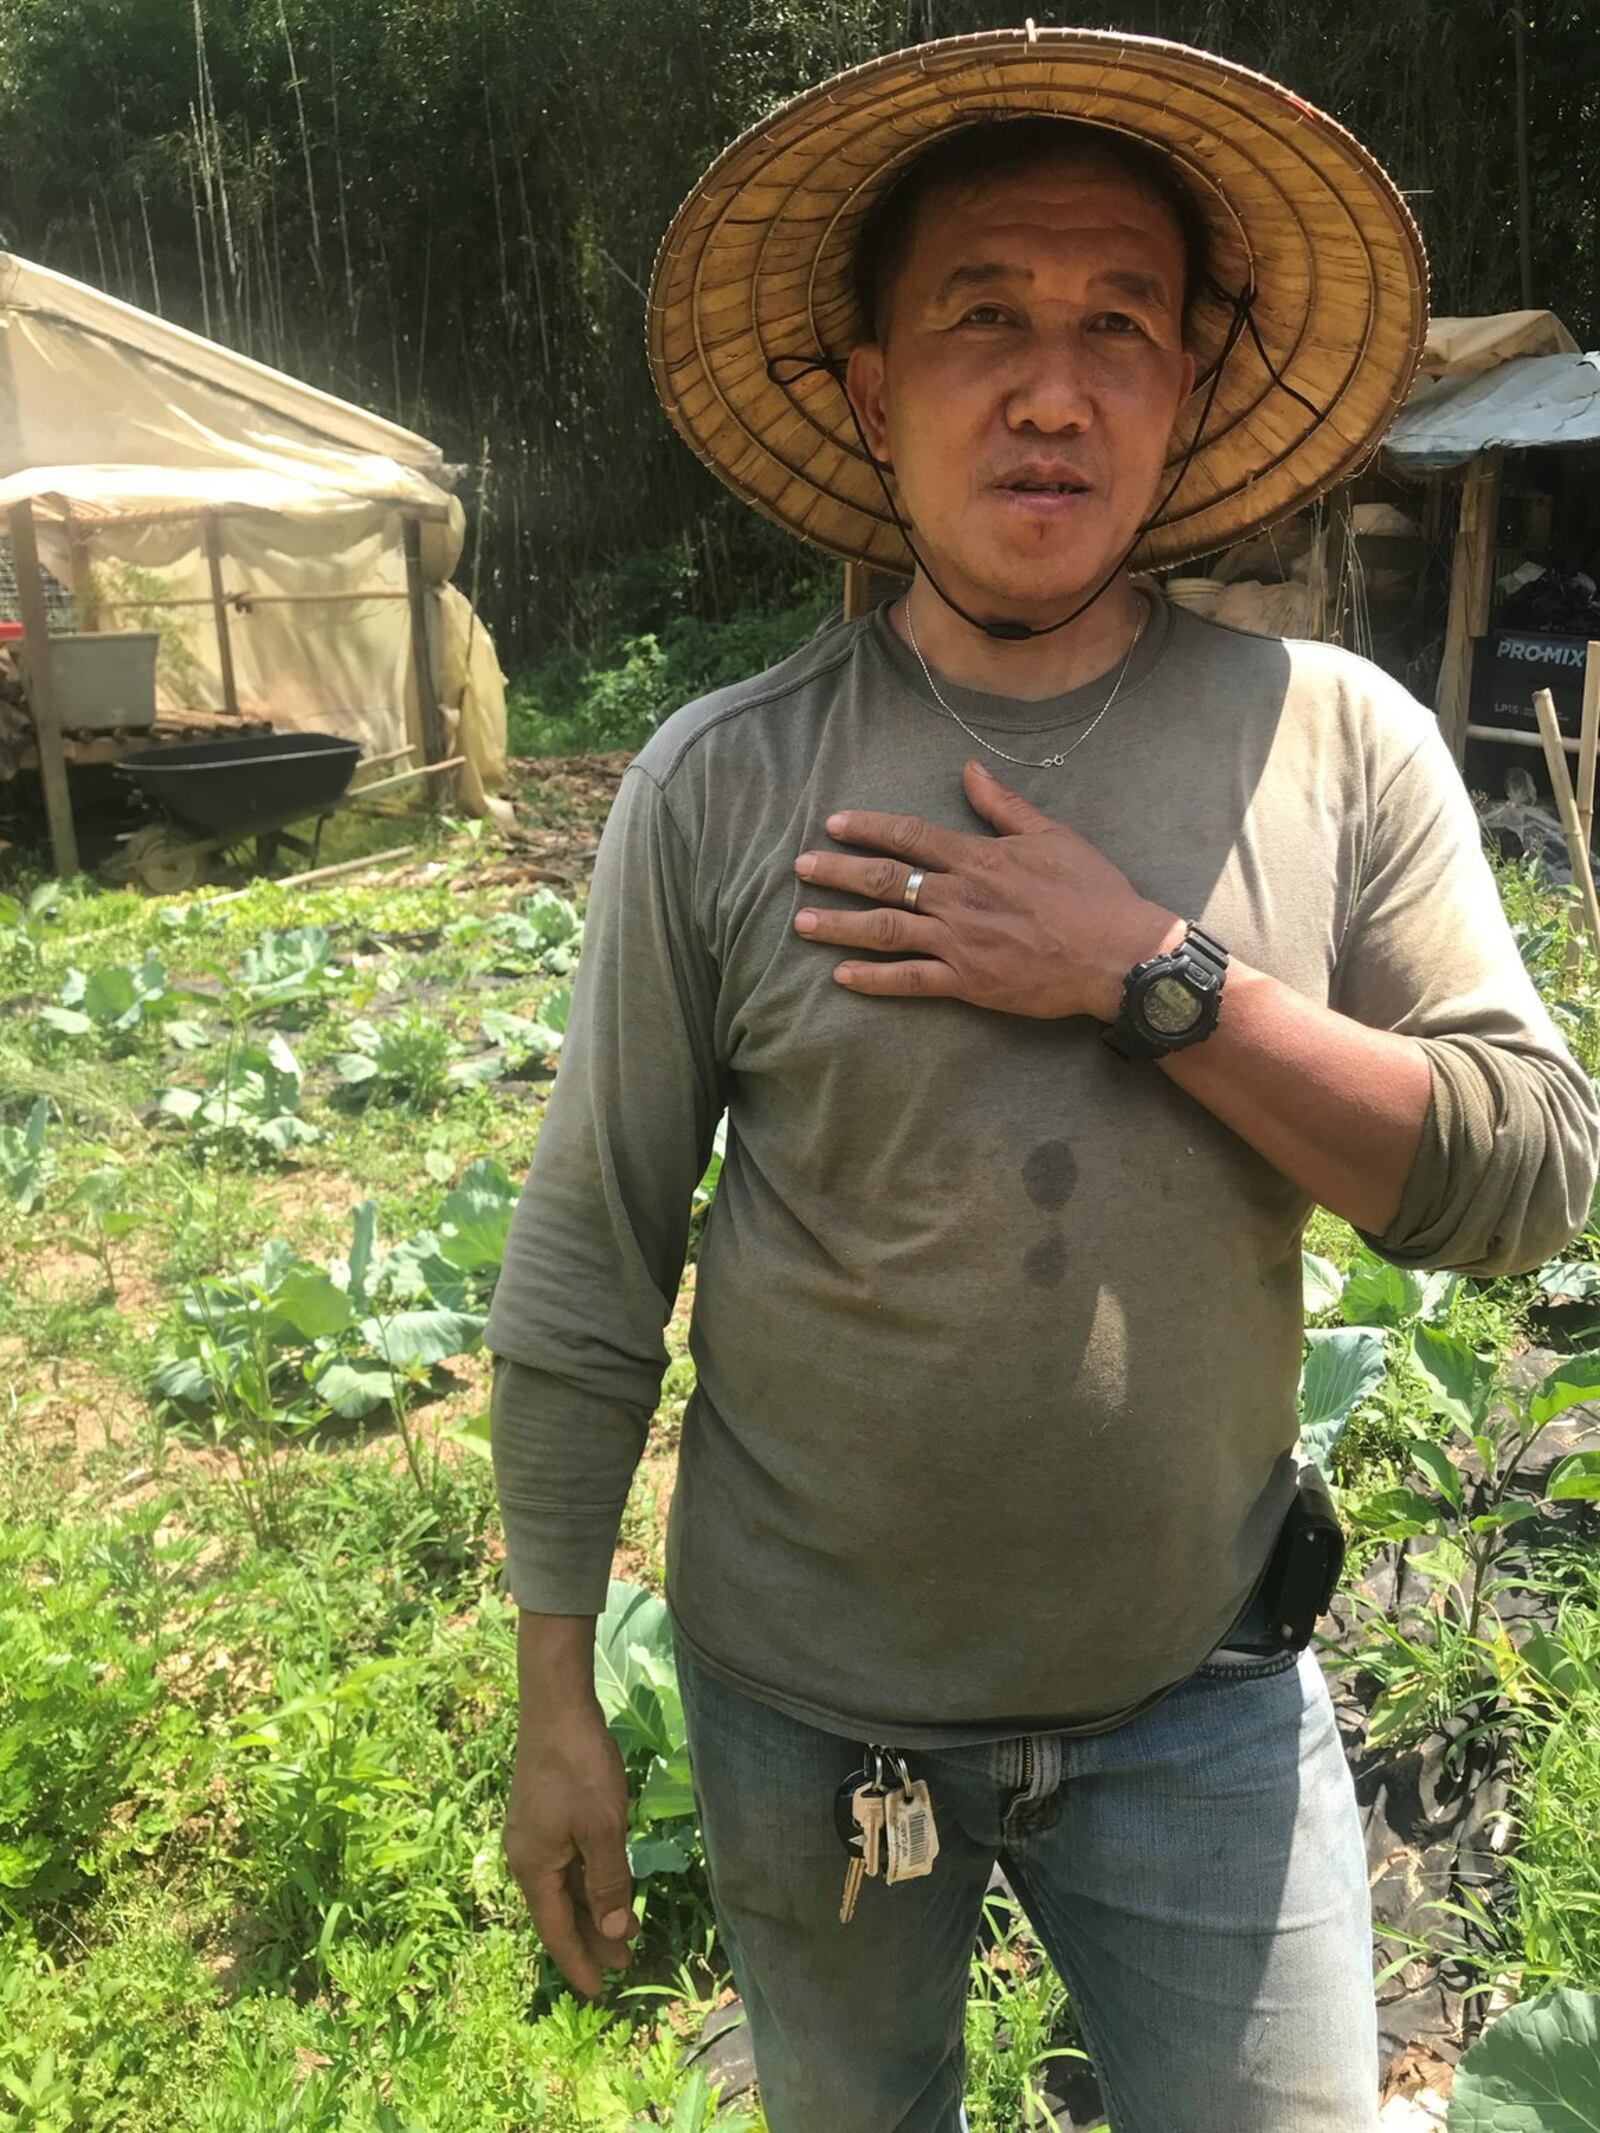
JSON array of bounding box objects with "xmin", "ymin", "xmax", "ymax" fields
[{"xmin": 884, "ymin": 1778, "xmax": 939, "ymax": 1885}]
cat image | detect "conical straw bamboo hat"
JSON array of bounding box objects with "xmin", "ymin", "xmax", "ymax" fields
[{"xmin": 647, "ymin": 26, "xmax": 1428, "ymax": 574}]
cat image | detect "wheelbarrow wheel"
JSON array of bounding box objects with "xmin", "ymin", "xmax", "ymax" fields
[{"xmin": 114, "ymin": 825, "xmax": 210, "ymax": 895}]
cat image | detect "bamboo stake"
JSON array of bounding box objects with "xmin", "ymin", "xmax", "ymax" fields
[
  {"xmin": 10, "ymin": 500, "xmax": 79, "ymax": 877},
  {"xmin": 205, "ymin": 845, "xmax": 417, "ymax": 903},
  {"xmin": 341, "ymin": 755, "xmax": 463, "ymax": 804},
  {"xmin": 1532, "ymin": 687, "xmax": 1600, "ymax": 952},
  {"xmin": 1577, "ymin": 642, "xmax": 1600, "ymax": 850},
  {"xmin": 1465, "ymin": 723, "xmax": 1582, "ymax": 756}
]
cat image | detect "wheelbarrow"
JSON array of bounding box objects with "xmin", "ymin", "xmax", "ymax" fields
[{"xmin": 105, "ymin": 732, "xmax": 463, "ymax": 892}]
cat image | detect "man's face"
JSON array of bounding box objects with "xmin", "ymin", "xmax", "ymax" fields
[{"xmin": 846, "ymin": 154, "xmax": 1198, "ymax": 617}]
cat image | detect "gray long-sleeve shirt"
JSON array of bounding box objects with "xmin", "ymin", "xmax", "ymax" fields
[{"xmin": 485, "ymin": 591, "xmax": 1600, "ymax": 1745}]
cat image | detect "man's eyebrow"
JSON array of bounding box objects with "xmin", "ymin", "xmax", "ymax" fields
[
  {"xmin": 1092, "ymin": 268, "xmax": 1172, "ymax": 312},
  {"xmin": 930, "ymin": 262, "xmax": 1031, "ymax": 305},
  {"xmin": 928, "ymin": 262, "xmax": 1174, "ymax": 311}
]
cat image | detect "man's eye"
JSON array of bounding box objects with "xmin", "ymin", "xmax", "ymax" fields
[
  {"xmin": 1092, "ymin": 312, "xmax": 1146, "ymax": 336},
  {"xmin": 960, "ymin": 305, "xmax": 1013, "ymax": 326}
]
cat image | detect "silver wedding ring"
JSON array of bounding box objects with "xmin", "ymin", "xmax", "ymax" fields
[{"xmin": 902, "ymin": 867, "xmax": 926, "ymax": 912}]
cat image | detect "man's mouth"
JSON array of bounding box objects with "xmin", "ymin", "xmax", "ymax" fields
[{"xmin": 994, "ymin": 471, "xmax": 1093, "ymax": 498}]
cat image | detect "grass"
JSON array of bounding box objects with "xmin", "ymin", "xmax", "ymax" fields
[{"xmin": 1, "ymin": 799, "xmax": 1598, "ymax": 2125}]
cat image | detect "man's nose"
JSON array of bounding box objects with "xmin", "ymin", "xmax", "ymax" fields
[{"xmin": 1002, "ymin": 330, "xmax": 1095, "ymax": 433}]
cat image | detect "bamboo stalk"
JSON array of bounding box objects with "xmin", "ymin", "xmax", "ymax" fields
[
  {"xmin": 353, "ymin": 745, "xmax": 415, "ymax": 777},
  {"xmin": 1577, "ymin": 643, "xmax": 1600, "ymax": 850},
  {"xmin": 1532, "ymin": 688, "xmax": 1600, "ymax": 951},
  {"xmin": 342, "ymin": 756, "xmax": 463, "ymax": 804},
  {"xmin": 205, "ymin": 845, "xmax": 417, "ymax": 903},
  {"xmin": 1465, "ymin": 723, "xmax": 1582, "ymax": 756}
]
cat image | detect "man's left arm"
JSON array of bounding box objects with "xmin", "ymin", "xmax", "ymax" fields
[
  {"xmin": 794, "ymin": 735, "xmax": 1600, "ymax": 1277},
  {"xmin": 1242, "ymin": 714, "xmax": 1600, "ymax": 1277}
]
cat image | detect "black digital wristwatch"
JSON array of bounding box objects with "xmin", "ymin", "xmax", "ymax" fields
[{"xmin": 1101, "ymin": 921, "xmax": 1229, "ymax": 1062}]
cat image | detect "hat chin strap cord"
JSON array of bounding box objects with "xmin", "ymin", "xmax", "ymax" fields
[{"xmin": 766, "ymin": 279, "xmax": 1329, "ymax": 644}]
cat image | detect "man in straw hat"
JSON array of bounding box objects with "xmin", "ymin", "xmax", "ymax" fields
[{"xmin": 488, "ymin": 25, "xmax": 1600, "ymax": 2130}]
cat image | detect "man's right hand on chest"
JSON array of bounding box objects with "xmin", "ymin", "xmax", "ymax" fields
[{"xmin": 502, "ymin": 1610, "xmax": 640, "ymax": 1999}]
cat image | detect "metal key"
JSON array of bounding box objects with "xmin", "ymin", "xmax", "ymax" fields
[{"xmin": 834, "ymin": 1758, "xmax": 889, "ymax": 1924}]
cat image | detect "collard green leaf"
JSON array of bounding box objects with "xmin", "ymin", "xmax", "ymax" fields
[
  {"xmin": 1340, "ymin": 1253, "xmax": 1422, "ymax": 1330},
  {"xmin": 82, "ymin": 962, "xmax": 143, "ymax": 1028},
  {"xmin": 1297, "ymin": 1327, "xmax": 1388, "ymax": 1475},
  {"xmin": 263, "ymin": 1032, "xmax": 302, "ymax": 1085},
  {"xmin": 639, "ymin": 1753, "xmax": 696, "ymax": 1823},
  {"xmin": 149, "ymin": 1352, "xmax": 216, "ymax": 1407},
  {"xmin": 314, "ymin": 1358, "xmax": 396, "ymax": 1420},
  {"xmin": 628, "ymin": 1832, "xmax": 692, "ymax": 1878},
  {"xmin": 593, "ymin": 1581, "xmax": 677, "ymax": 1757},
  {"xmin": 1534, "ymin": 1259, "xmax": 1600, "ymax": 1303},
  {"xmin": 347, "ymin": 1201, "xmax": 378, "ymax": 1311},
  {"xmin": 360, "ymin": 1309, "xmax": 484, "ymax": 1369},
  {"xmin": 39, "ymin": 1005, "xmax": 92, "ymax": 1037},
  {"xmin": 1412, "ymin": 1325, "xmax": 1498, "ymax": 1430},
  {"xmin": 1301, "ymin": 1251, "xmax": 1344, "ymax": 1318},
  {"xmin": 448, "ymin": 1410, "xmax": 492, "ymax": 1461},
  {"xmin": 1448, "ymin": 1986, "xmax": 1600, "ymax": 2131},
  {"xmin": 436, "ymin": 1160, "xmax": 515, "ymax": 1273},
  {"xmin": 1528, "ymin": 1354, "xmax": 1600, "ymax": 1427},
  {"xmin": 269, "ymin": 1267, "xmax": 356, "ymax": 1344}
]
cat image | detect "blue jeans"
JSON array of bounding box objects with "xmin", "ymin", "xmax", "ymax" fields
[{"xmin": 676, "ymin": 1636, "xmax": 1379, "ymax": 2133}]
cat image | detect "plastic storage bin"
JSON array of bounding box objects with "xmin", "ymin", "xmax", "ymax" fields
[{"xmin": 23, "ymin": 631, "xmax": 160, "ymax": 732}]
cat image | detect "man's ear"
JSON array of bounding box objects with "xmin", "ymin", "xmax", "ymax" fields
[
  {"xmin": 845, "ymin": 343, "xmax": 893, "ymax": 468},
  {"xmin": 1175, "ymin": 347, "xmax": 1199, "ymax": 404}
]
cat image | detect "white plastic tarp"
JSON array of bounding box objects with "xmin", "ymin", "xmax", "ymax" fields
[
  {"xmin": 0, "ymin": 251, "xmax": 506, "ymax": 799},
  {"xmin": 1384, "ymin": 349, "xmax": 1600, "ymax": 472},
  {"xmin": 1418, "ymin": 311, "xmax": 1579, "ymax": 380}
]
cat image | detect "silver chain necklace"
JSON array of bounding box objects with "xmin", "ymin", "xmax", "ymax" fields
[{"xmin": 902, "ymin": 597, "xmax": 1146, "ymax": 770}]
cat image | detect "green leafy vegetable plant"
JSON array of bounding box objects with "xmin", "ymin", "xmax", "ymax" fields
[
  {"xmin": 38, "ymin": 952, "xmax": 180, "ymax": 1050},
  {"xmin": 1333, "ymin": 1333, "xmax": 1600, "ymax": 1753},
  {"xmin": 592, "ymin": 1580, "xmax": 710, "ymax": 1947},
  {"xmin": 0, "ymin": 1098, "xmax": 52, "ymax": 1213},
  {"xmin": 157, "ymin": 1033, "xmax": 319, "ymax": 1157},
  {"xmin": 1448, "ymin": 1987, "xmax": 1600, "ymax": 2131}
]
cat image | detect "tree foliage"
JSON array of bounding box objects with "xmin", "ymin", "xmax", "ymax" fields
[{"xmin": 0, "ymin": 0, "xmax": 1594, "ymax": 666}]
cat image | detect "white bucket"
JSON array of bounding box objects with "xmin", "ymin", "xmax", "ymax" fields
[{"xmin": 1163, "ymin": 576, "xmax": 1225, "ymax": 618}]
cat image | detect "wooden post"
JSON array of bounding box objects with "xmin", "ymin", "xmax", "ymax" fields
[
  {"xmin": 843, "ymin": 562, "xmax": 906, "ymax": 620},
  {"xmin": 1533, "ymin": 687, "xmax": 1600, "ymax": 953},
  {"xmin": 8, "ymin": 498, "xmax": 79, "ymax": 878},
  {"xmin": 402, "ymin": 515, "xmax": 446, "ymax": 766},
  {"xmin": 1435, "ymin": 450, "xmax": 1503, "ymax": 766},
  {"xmin": 202, "ymin": 511, "xmax": 240, "ymax": 718}
]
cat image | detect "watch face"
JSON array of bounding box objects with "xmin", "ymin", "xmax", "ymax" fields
[{"xmin": 1143, "ymin": 973, "xmax": 1202, "ymax": 1035}]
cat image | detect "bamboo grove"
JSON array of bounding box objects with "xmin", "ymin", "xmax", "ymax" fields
[{"xmin": 0, "ymin": 0, "xmax": 1595, "ymax": 668}]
